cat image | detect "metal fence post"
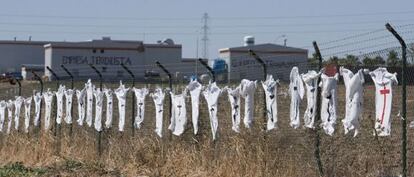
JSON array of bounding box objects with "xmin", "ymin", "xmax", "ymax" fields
[
  {"xmin": 121, "ymin": 63, "xmax": 136, "ymax": 135},
  {"xmin": 386, "ymin": 23, "xmax": 407, "ymax": 177},
  {"xmin": 32, "ymin": 71, "xmax": 43, "ymax": 130},
  {"xmin": 312, "ymin": 41, "xmax": 324, "ymax": 177},
  {"xmin": 89, "ymin": 64, "xmax": 103, "ymax": 156},
  {"xmin": 198, "ymin": 58, "xmax": 216, "ymax": 82},
  {"xmin": 46, "ymin": 66, "xmax": 61, "ymax": 139},
  {"xmin": 61, "ymin": 65, "xmax": 74, "ymax": 135},
  {"xmin": 9, "ymin": 77, "xmax": 22, "ymax": 96}
]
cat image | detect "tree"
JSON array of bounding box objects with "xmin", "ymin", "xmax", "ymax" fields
[
  {"xmin": 362, "ymin": 56, "xmax": 385, "ymax": 67},
  {"xmin": 387, "ymin": 50, "xmax": 401, "ymax": 67},
  {"xmin": 338, "ymin": 55, "xmax": 361, "ymax": 66},
  {"xmin": 308, "ymin": 52, "xmax": 319, "ymax": 68}
]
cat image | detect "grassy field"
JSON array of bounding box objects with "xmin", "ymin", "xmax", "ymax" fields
[{"xmin": 0, "ymin": 80, "xmax": 413, "ymax": 176}]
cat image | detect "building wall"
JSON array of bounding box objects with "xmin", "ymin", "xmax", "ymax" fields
[
  {"xmin": 221, "ymin": 51, "xmax": 308, "ymax": 81},
  {"xmin": 0, "ymin": 43, "xmax": 46, "ymax": 73},
  {"xmin": 45, "ymin": 46, "xmax": 182, "ymax": 81}
]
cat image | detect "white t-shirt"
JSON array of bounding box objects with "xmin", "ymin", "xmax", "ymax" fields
[
  {"xmin": 115, "ymin": 81, "xmax": 130, "ymax": 132},
  {"xmin": 85, "ymin": 79, "xmax": 95, "ymax": 127},
  {"xmin": 340, "ymin": 67, "xmax": 366, "ymax": 137},
  {"xmin": 103, "ymin": 88, "xmax": 113, "ymax": 129},
  {"xmin": 76, "ymin": 88, "xmax": 86, "ymax": 126},
  {"xmin": 186, "ymin": 79, "xmax": 202, "ymax": 135},
  {"xmin": 94, "ymin": 89, "xmax": 104, "ymax": 132},
  {"xmin": 203, "ymin": 82, "xmax": 221, "ymax": 140},
  {"xmin": 33, "ymin": 92, "xmax": 42, "ymax": 127},
  {"xmin": 6, "ymin": 100, "xmax": 13, "ymax": 134},
  {"xmin": 64, "ymin": 89, "xmax": 74, "ymax": 124},
  {"xmin": 55, "ymin": 85, "xmax": 66, "ymax": 125},
  {"xmin": 0, "ymin": 100, "xmax": 6, "ymax": 132},
  {"xmin": 43, "ymin": 90, "xmax": 55, "ymax": 131},
  {"xmin": 240, "ymin": 79, "xmax": 257, "ymax": 129},
  {"xmin": 319, "ymin": 73, "xmax": 339, "ymax": 136},
  {"xmin": 289, "ymin": 67, "xmax": 305, "ymax": 129},
  {"xmin": 151, "ymin": 88, "xmax": 165, "ymax": 137},
  {"xmin": 369, "ymin": 67, "xmax": 398, "ymax": 136},
  {"xmin": 226, "ymin": 86, "xmax": 241, "ymax": 133},
  {"xmin": 23, "ymin": 97, "xmax": 32, "ymax": 133},
  {"xmin": 133, "ymin": 87, "xmax": 149, "ymax": 129},
  {"xmin": 14, "ymin": 96, "xmax": 24, "ymax": 131},
  {"xmin": 262, "ymin": 75, "xmax": 279, "ymax": 131},
  {"xmin": 169, "ymin": 91, "xmax": 187, "ymax": 136},
  {"xmin": 301, "ymin": 70, "xmax": 320, "ymax": 129}
]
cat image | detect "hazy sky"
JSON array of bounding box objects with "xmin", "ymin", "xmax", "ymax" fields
[{"xmin": 0, "ymin": 0, "xmax": 412, "ymax": 58}]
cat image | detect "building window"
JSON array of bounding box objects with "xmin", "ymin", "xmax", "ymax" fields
[
  {"xmin": 100, "ymin": 49, "xmax": 104, "ymax": 53},
  {"xmin": 102, "ymin": 67, "xmax": 107, "ymax": 73},
  {"xmin": 93, "ymin": 49, "xmax": 96, "ymax": 53}
]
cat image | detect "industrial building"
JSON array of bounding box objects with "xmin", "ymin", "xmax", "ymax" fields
[{"xmin": 218, "ymin": 36, "xmax": 308, "ymax": 81}]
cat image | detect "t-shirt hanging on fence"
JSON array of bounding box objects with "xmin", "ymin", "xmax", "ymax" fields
[
  {"xmin": 6, "ymin": 100, "xmax": 13, "ymax": 134},
  {"xmin": 319, "ymin": 73, "xmax": 339, "ymax": 136},
  {"xmin": 203, "ymin": 82, "xmax": 221, "ymax": 140},
  {"xmin": 94, "ymin": 89, "xmax": 104, "ymax": 132},
  {"xmin": 76, "ymin": 88, "xmax": 86, "ymax": 126},
  {"xmin": 301, "ymin": 70, "xmax": 320, "ymax": 129},
  {"xmin": 115, "ymin": 81, "xmax": 129, "ymax": 132},
  {"xmin": 240, "ymin": 79, "xmax": 257, "ymax": 129},
  {"xmin": 24, "ymin": 97, "xmax": 32, "ymax": 133},
  {"xmin": 169, "ymin": 91, "xmax": 187, "ymax": 136},
  {"xmin": 340, "ymin": 67, "xmax": 366, "ymax": 137},
  {"xmin": 33, "ymin": 92, "xmax": 42, "ymax": 127},
  {"xmin": 64, "ymin": 89, "xmax": 74, "ymax": 124},
  {"xmin": 226, "ymin": 86, "xmax": 241, "ymax": 133},
  {"xmin": 261, "ymin": 75, "xmax": 279, "ymax": 131},
  {"xmin": 85, "ymin": 79, "xmax": 95, "ymax": 127},
  {"xmin": 0, "ymin": 101, "xmax": 6, "ymax": 132},
  {"xmin": 43, "ymin": 90, "xmax": 54, "ymax": 131},
  {"xmin": 369, "ymin": 67, "xmax": 398, "ymax": 136},
  {"xmin": 55, "ymin": 85, "xmax": 65, "ymax": 125},
  {"xmin": 187, "ymin": 79, "xmax": 202, "ymax": 135},
  {"xmin": 14, "ymin": 96, "xmax": 23, "ymax": 131},
  {"xmin": 103, "ymin": 88, "xmax": 113, "ymax": 129},
  {"xmin": 151, "ymin": 88, "xmax": 165, "ymax": 137},
  {"xmin": 289, "ymin": 67, "xmax": 305, "ymax": 129},
  {"xmin": 133, "ymin": 88, "xmax": 149, "ymax": 129}
]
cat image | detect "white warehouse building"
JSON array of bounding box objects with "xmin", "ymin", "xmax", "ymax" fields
[{"xmin": 219, "ymin": 36, "xmax": 308, "ymax": 81}]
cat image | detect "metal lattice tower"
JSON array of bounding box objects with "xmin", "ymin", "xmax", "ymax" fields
[{"xmin": 201, "ymin": 13, "xmax": 209, "ymax": 59}]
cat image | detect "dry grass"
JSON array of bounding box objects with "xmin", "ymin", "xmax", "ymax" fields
[{"xmin": 0, "ymin": 81, "xmax": 413, "ymax": 176}]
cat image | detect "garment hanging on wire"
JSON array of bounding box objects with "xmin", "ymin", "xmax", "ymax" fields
[
  {"xmin": 203, "ymin": 82, "xmax": 222, "ymax": 140},
  {"xmin": 320, "ymin": 73, "xmax": 339, "ymax": 136},
  {"xmin": 289, "ymin": 67, "xmax": 305, "ymax": 129},
  {"xmin": 340, "ymin": 67, "xmax": 367, "ymax": 137},
  {"xmin": 133, "ymin": 87, "xmax": 149, "ymax": 129},
  {"xmin": 33, "ymin": 92, "xmax": 42, "ymax": 127},
  {"xmin": 262, "ymin": 75, "xmax": 279, "ymax": 131},
  {"xmin": 76, "ymin": 88, "xmax": 86, "ymax": 126},
  {"xmin": 301, "ymin": 70, "xmax": 320, "ymax": 129},
  {"xmin": 151, "ymin": 87, "xmax": 165, "ymax": 137},
  {"xmin": 85, "ymin": 79, "xmax": 95, "ymax": 127},
  {"xmin": 6, "ymin": 100, "xmax": 13, "ymax": 134},
  {"xmin": 115, "ymin": 81, "xmax": 130, "ymax": 132},
  {"xmin": 226, "ymin": 86, "xmax": 241, "ymax": 133},
  {"xmin": 64, "ymin": 89, "xmax": 74, "ymax": 124},
  {"xmin": 23, "ymin": 97, "xmax": 32, "ymax": 133},
  {"xmin": 55, "ymin": 85, "xmax": 65, "ymax": 125},
  {"xmin": 0, "ymin": 101, "xmax": 6, "ymax": 132},
  {"xmin": 169, "ymin": 90, "xmax": 187, "ymax": 136},
  {"xmin": 43, "ymin": 90, "xmax": 54, "ymax": 131},
  {"xmin": 369, "ymin": 67, "xmax": 398, "ymax": 136},
  {"xmin": 103, "ymin": 88, "xmax": 113, "ymax": 129},
  {"xmin": 94, "ymin": 88, "xmax": 104, "ymax": 132},
  {"xmin": 186, "ymin": 79, "xmax": 202, "ymax": 135},
  {"xmin": 240, "ymin": 79, "xmax": 257, "ymax": 129},
  {"xmin": 13, "ymin": 96, "xmax": 23, "ymax": 131}
]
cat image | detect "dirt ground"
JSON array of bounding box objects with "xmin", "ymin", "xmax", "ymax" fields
[{"xmin": 0, "ymin": 80, "xmax": 413, "ymax": 177}]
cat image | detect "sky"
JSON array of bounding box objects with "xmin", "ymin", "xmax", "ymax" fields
[{"xmin": 0, "ymin": 0, "xmax": 413, "ymax": 58}]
